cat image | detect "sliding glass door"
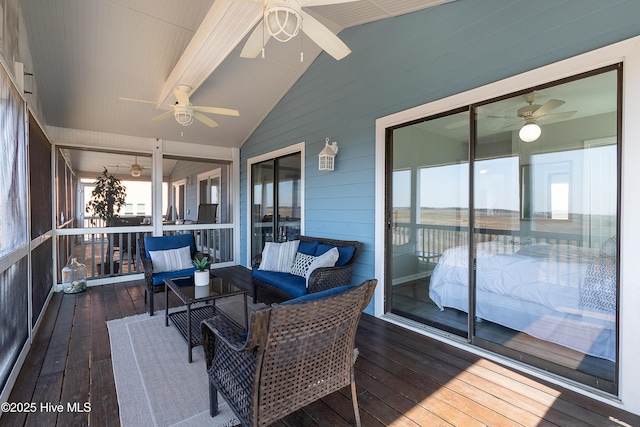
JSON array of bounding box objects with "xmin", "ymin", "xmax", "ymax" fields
[
  {"xmin": 472, "ymin": 68, "xmax": 619, "ymax": 392},
  {"xmin": 388, "ymin": 109, "xmax": 469, "ymax": 336},
  {"xmin": 386, "ymin": 65, "xmax": 620, "ymax": 393},
  {"xmin": 251, "ymin": 152, "xmax": 301, "ymax": 259}
]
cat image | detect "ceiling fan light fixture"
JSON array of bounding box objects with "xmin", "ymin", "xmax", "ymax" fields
[
  {"xmin": 129, "ymin": 163, "xmax": 142, "ymax": 177},
  {"xmin": 174, "ymin": 105, "xmax": 194, "ymax": 126},
  {"xmin": 519, "ymin": 120, "xmax": 541, "ymax": 143},
  {"xmin": 265, "ymin": 2, "xmax": 301, "ymax": 42}
]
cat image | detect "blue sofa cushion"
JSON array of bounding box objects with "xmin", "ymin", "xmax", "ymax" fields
[
  {"xmin": 282, "ymin": 284, "xmax": 353, "ymax": 304},
  {"xmin": 252, "ymin": 269, "xmax": 307, "ymax": 298},
  {"xmin": 151, "ymin": 267, "xmax": 198, "ymax": 286},
  {"xmin": 144, "ymin": 234, "xmax": 196, "ymax": 259},
  {"xmin": 315, "ymin": 243, "xmax": 356, "ymax": 267},
  {"xmin": 297, "ymin": 240, "xmax": 318, "ymax": 255}
]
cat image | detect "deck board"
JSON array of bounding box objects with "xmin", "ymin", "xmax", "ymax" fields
[{"xmin": 3, "ymin": 274, "xmax": 640, "ymax": 427}]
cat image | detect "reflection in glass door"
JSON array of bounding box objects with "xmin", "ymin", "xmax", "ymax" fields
[
  {"xmin": 251, "ymin": 153, "xmax": 301, "ymax": 259},
  {"xmin": 386, "ymin": 65, "xmax": 620, "ymax": 394},
  {"xmin": 388, "ymin": 110, "xmax": 470, "ymax": 337},
  {"xmin": 472, "ymin": 69, "xmax": 619, "ymax": 394}
]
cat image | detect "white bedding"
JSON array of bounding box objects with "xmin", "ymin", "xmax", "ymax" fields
[{"xmin": 429, "ymin": 241, "xmax": 616, "ymax": 361}]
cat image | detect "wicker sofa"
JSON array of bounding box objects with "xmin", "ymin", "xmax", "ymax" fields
[{"xmin": 251, "ymin": 235, "xmax": 363, "ymax": 304}]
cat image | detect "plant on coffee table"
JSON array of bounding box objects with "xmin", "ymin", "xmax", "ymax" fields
[{"xmin": 193, "ymin": 257, "xmax": 211, "ymax": 286}]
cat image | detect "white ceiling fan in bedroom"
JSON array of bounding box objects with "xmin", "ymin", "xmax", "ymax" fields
[
  {"xmin": 233, "ymin": 0, "xmax": 358, "ymax": 61},
  {"xmin": 491, "ymin": 93, "xmax": 577, "ymax": 142}
]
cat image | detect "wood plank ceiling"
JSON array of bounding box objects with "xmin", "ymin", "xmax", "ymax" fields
[{"xmin": 20, "ymin": 0, "xmax": 454, "ymax": 156}]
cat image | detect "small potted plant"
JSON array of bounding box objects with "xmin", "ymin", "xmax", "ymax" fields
[{"xmin": 193, "ymin": 257, "xmax": 211, "ymax": 286}]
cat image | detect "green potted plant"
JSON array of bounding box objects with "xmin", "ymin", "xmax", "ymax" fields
[
  {"xmin": 193, "ymin": 257, "xmax": 211, "ymax": 287},
  {"xmin": 86, "ymin": 168, "xmax": 127, "ymax": 274},
  {"xmin": 85, "ymin": 168, "xmax": 127, "ymax": 226}
]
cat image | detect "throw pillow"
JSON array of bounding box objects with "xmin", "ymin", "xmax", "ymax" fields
[
  {"xmin": 297, "ymin": 240, "xmax": 318, "ymax": 255},
  {"xmin": 306, "ymin": 247, "xmax": 339, "ymax": 282},
  {"xmin": 291, "ymin": 252, "xmax": 316, "ymax": 277},
  {"xmin": 259, "ymin": 240, "xmax": 300, "ymax": 272},
  {"xmin": 149, "ymin": 245, "xmax": 192, "ymax": 273},
  {"xmin": 580, "ymin": 255, "xmax": 616, "ymax": 313}
]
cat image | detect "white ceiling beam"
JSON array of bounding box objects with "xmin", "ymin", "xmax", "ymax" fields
[{"xmin": 158, "ymin": 0, "xmax": 263, "ymax": 105}]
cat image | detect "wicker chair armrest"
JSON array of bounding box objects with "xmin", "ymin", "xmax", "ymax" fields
[
  {"xmin": 307, "ymin": 264, "xmax": 354, "ymax": 294},
  {"xmin": 201, "ymin": 309, "xmax": 271, "ymax": 366},
  {"xmin": 141, "ymin": 257, "xmax": 154, "ymax": 284},
  {"xmin": 202, "ymin": 316, "xmax": 247, "ymax": 355}
]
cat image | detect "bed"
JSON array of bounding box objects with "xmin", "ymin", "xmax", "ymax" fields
[{"xmin": 428, "ymin": 238, "xmax": 617, "ymax": 362}]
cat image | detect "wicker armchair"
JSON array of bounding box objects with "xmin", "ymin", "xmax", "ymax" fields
[
  {"xmin": 201, "ymin": 279, "xmax": 377, "ymax": 427},
  {"xmin": 252, "ymin": 235, "xmax": 364, "ymax": 304},
  {"xmin": 138, "ymin": 235, "xmax": 209, "ymax": 315}
]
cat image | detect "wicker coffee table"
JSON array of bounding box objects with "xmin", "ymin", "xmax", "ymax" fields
[{"xmin": 164, "ymin": 272, "xmax": 248, "ymax": 362}]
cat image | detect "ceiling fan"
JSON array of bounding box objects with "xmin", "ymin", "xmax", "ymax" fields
[
  {"xmin": 119, "ymin": 84, "xmax": 239, "ymax": 128},
  {"xmin": 491, "ymin": 93, "xmax": 577, "ymax": 142},
  {"xmin": 234, "ymin": 0, "xmax": 358, "ymax": 61},
  {"xmin": 107, "ymin": 156, "xmax": 145, "ymax": 177},
  {"xmin": 129, "ymin": 156, "xmax": 144, "ymax": 177}
]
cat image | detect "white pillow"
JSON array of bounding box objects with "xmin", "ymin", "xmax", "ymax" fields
[
  {"xmin": 259, "ymin": 240, "xmax": 300, "ymax": 272},
  {"xmin": 305, "ymin": 247, "xmax": 339, "ymax": 284},
  {"xmin": 149, "ymin": 246, "xmax": 193, "ymax": 273}
]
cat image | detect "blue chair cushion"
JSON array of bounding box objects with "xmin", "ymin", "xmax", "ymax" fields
[
  {"xmin": 315, "ymin": 243, "xmax": 355, "ymax": 267},
  {"xmin": 144, "ymin": 234, "xmax": 195, "ymax": 259},
  {"xmin": 282, "ymin": 284, "xmax": 353, "ymax": 304},
  {"xmin": 297, "ymin": 240, "xmax": 318, "ymax": 255},
  {"xmin": 151, "ymin": 267, "xmax": 198, "ymax": 286},
  {"xmin": 252, "ymin": 269, "xmax": 307, "ymax": 298}
]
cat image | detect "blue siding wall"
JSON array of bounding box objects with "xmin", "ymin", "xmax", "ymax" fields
[{"xmin": 239, "ymin": 0, "xmax": 640, "ymax": 311}]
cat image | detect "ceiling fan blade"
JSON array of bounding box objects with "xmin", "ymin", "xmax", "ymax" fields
[
  {"xmin": 445, "ymin": 119, "xmax": 468, "ymax": 130},
  {"xmin": 240, "ymin": 20, "xmax": 267, "ymax": 59},
  {"xmin": 151, "ymin": 110, "xmax": 174, "ymax": 122},
  {"xmin": 193, "ymin": 106, "xmax": 240, "ymax": 116},
  {"xmin": 119, "ymin": 97, "xmax": 172, "ymax": 107},
  {"xmin": 302, "ymin": 0, "xmax": 359, "ymax": 6},
  {"xmin": 532, "ymin": 99, "xmax": 565, "ymax": 117},
  {"xmin": 193, "ymin": 112, "xmax": 219, "ymax": 128},
  {"xmin": 173, "ymin": 87, "xmax": 190, "ymax": 105},
  {"xmin": 536, "ymin": 111, "xmax": 577, "ymax": 121},
  {"xmin": 487, "ymin": 115, "xmax": 516, "ymax": 119},
  {"xmin": 300, "ymin": 10, "xmax": 351, "ymax": 60},
  {"xmin": 501, "ymin": 120, "xmax": 523, "ymax": 129}
]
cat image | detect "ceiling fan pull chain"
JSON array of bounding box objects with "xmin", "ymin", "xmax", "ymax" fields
[
  {"xmin": 300, "ymin": 22, "xmax": 304, "ymax": 62},
  {"xmin": 261, "ymin": 19, "xmax": 266, "ymax": 58}
]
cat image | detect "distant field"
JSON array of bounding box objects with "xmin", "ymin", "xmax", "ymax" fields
[{"xmin": 393, "ymin": 207, "xmax": 615, "ymax": 236}]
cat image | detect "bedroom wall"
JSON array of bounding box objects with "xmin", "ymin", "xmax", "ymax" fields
[{"xmin": 238, "ymin": 0, "xmax": 640, "ymax": 415}]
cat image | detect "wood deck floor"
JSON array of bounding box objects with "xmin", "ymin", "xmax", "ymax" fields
[{"xmin": 2, "ymin": 279, "xmax": 639, "ymax": 427}]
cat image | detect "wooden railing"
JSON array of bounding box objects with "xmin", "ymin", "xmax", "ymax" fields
[
  {"xmin": 393, "ymin": 222, "xmax": 596, "ymax": 261},
  {"xmin": 57, "ymin": 223, "xmax": 235, "ymax": 281}
]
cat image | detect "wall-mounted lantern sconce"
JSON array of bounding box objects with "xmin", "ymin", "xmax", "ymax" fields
[
  {"xmin": 186, "ymin": 175, "xmax": 192, "ymax": 186},
  {"xmin": 318, "ymin": 138, "xmax": 338, "ymax": 171}
]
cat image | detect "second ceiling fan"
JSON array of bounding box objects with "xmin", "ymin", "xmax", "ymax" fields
[
  {"xmin": 235, "ymin": 0, "xmax": 358, "ymax": 61},
  {"xmin": 120, "ymin": 84, "xmax": 239, "ymax": 128}
]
